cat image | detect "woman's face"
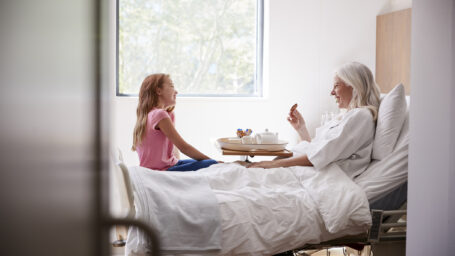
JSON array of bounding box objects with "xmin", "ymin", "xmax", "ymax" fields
[
  {"xmin": 158, "ymin": 77, "xmax": 178, "ymax": 107},
  {"xmin": 331, "ymin": 76, "xmax": 353, "ymax": 109}
]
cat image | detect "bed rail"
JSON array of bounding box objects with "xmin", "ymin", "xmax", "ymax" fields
[
  {"xmin": 368, "ymin": 209, "xmax": 407, "ymax": 243},
  {"xmin": 289, "ymin": 205, "xmax": 407, "ymax": 255}
]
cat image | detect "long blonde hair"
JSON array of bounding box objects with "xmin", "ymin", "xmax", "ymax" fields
[
  {"xmin": 335, "ymin": 62, "xmax": 381, "ymax": 120},
  {"xmin": 132, "ymin": 73, "xmax": 174, "ymax": 151}
]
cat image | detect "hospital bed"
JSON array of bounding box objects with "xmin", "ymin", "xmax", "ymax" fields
[{"xmin": 112, "ymin": 86, "xmax": 409, "ymax": 256}]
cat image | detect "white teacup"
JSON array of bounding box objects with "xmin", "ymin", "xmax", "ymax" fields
[{"xmin": 241, "ymin": 135, "xmax": 256, "ymax": 144}]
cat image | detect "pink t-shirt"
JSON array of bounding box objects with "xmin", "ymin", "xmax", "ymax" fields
[{"xmin": 136, "ymin": 108, "xmax": 178, "ymax": 170}]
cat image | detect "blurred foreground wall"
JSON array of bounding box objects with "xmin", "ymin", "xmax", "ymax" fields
[{"xmin": 0, "ymin": 1, "xmax": 110, "ymax": 255}]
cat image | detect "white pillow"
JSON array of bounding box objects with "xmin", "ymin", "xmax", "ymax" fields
[
  {"xmin": 394, "ymin": 109, "xmax": 409, "ymax": 150},
  {"xmin": 372, "ymin": 84, "xmax": 407, "ymax": 160}
]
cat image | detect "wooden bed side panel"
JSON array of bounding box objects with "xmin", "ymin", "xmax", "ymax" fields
[{"xmin": 376, "ymin": 8, "xmax": 412, "ymax": 95}]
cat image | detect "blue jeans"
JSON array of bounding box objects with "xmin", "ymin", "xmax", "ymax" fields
[{"xmin": 167, "ymin": 159, "xmax": 218, "ymax": 172}]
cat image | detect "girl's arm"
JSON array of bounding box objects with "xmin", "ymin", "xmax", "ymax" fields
[
  {"xmin": 247, "ymin": 154, "xmax": 313, "ymax": 169},
  {"xmin": 157, "ymin": 117, "xmax": 210, "ymax": 160},
  {"xmin": 172, "ymin": 146, "xmax": 181, "ymax": 160}
]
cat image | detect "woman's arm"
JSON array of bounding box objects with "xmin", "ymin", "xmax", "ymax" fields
[
  {"xmin": 157, "ymin": 118, "xmax": 210, "ymax": 160},
  {"xmin": 296, "ymin": 124, "xmax": 311, "ymax": 142},
  {"xmin": 287, "ymin": 107, "xmax": 311, "ymax": 142},
  {"xmin": 247, "ymin": 154, "xmax": 313, "ymax": 169}
]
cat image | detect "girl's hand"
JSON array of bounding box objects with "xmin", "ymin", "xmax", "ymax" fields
[
  {"xmin": 247, "ymin": 161, "xmax": 276, "ymax": 169},
  {"xmin": 234, "ymin": 160, "xmax": 250, "ymax": 167},
  {"xmin": 287, "ymin": 104, "xmax": 306, "ymax": 131}
]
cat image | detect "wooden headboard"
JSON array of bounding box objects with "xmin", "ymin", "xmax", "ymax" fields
[{"xmin": 376, "ymin": 8, "xmax": 411, "ymax": 95}]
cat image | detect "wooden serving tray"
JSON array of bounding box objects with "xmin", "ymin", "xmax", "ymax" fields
[
  {"xmin": 217, "ymin": 137, "xmax": 288, "ymax": 152},
  {"xmin": 222, "ymin": 149, "xmax": 293, "ymax": 157}
]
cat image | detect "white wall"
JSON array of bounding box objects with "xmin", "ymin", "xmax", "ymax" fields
[
  {"xmin": 407, "ymin": 0, "xmax": 455, "ymax": 255},
  {"xmin": 111, "ymin": 0, "xmax": 411, "ymax": 166}
]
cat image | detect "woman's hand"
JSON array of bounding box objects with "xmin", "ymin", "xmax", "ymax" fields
[
  {"xmin": 287, "ymin": 103, "xmax": 312, "ymax": 142},
  {"xmin": 287, "ymin": 104, "xmax": 306, "ymax": 132},
  {"xmin": 247, "ymin": 155, "xmax": 313, "ymax": 169},
  {"xmin": 247, "ymin": 160, "xmax": 277, "ymax": 169}
]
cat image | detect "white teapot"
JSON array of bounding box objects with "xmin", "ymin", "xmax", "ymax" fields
[{"xmin": 255, "ymin": 129, "xmax": 279, "ymax": 144}]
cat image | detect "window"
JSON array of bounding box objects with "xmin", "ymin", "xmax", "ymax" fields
[{"xmin": 117, "ymin": 0, "xmax": 263, "ymax": 97}]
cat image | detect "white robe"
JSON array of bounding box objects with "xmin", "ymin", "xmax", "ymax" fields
[{"xmin": 292, "ymin": 108, "xmax": 375, "ymax": 179}]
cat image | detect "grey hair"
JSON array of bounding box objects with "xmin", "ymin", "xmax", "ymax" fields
[{"xmin": 335, "ymin": 62, "xmax": 381, "ymax": 121}]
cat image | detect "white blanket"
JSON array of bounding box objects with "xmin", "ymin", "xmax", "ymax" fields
[
  {"xmin": 126, "ymin": 167, "xmax": 222, "ymax": 255},
  {"xmin": 127, "ymin": 163, "xmax": 372, "ymax": 256}
]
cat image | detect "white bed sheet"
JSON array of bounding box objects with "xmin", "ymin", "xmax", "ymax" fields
[
  {"xmin": 354, "ymin": 143, "xmax": 408, "ymax": 203},
  {"xmin": 126, "ymin": 162, "xmax": 372, "ymax": 256},
  {"xmin": 355, "ymin": 111, "xmax": 409, "ymax": 203}
]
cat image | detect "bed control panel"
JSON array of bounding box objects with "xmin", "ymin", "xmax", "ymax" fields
[{"xmin": 368, "ymin": 210, "xmax": 383, "ymax": 243}]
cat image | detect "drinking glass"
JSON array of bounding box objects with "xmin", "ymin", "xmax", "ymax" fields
[{"xmin": 321, "ymin": 112, "xmax": 328, "ymax": 126}]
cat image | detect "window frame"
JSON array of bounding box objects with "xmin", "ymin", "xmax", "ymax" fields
[{"xmin": 115, "ymin": 0, "xmax": 264, "ymax": 97}]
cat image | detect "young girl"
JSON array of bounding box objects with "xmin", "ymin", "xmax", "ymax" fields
[{"xmin": 132, "ymin": 73, "xmax": 218, "ymax": 171}]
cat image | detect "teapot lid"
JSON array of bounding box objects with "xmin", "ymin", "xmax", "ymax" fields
[{"xmin": 261, "ymin": 128, "xmax": 276, "ymax": 135}]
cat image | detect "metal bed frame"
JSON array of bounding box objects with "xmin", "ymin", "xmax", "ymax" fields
[{"xmin": 275, "ymin": 204, "xmax": 407, "ymax": 256}]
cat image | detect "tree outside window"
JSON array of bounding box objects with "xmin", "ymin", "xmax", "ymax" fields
[{"xmin": 118, "ymin": 0, "xmax": 263, "ymax": 96}]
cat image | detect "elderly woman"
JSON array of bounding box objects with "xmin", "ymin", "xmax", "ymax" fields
[{"xmin": 248, "ymin": 62, "xmax": 381, "ymax": 179}]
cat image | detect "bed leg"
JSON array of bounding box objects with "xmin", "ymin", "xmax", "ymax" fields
[{"xmin": 112, "ymin": 225, "xmax": 127, "ymax": 247}]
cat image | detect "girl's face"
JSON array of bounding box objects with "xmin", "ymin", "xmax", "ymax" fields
[
  {"xmin": 331, "ymin": 76, "xmax": 353, "ymax": 109},
  {"xmin": 157, "ymin": 77, "xmax": 178, "ymax": 108}
]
